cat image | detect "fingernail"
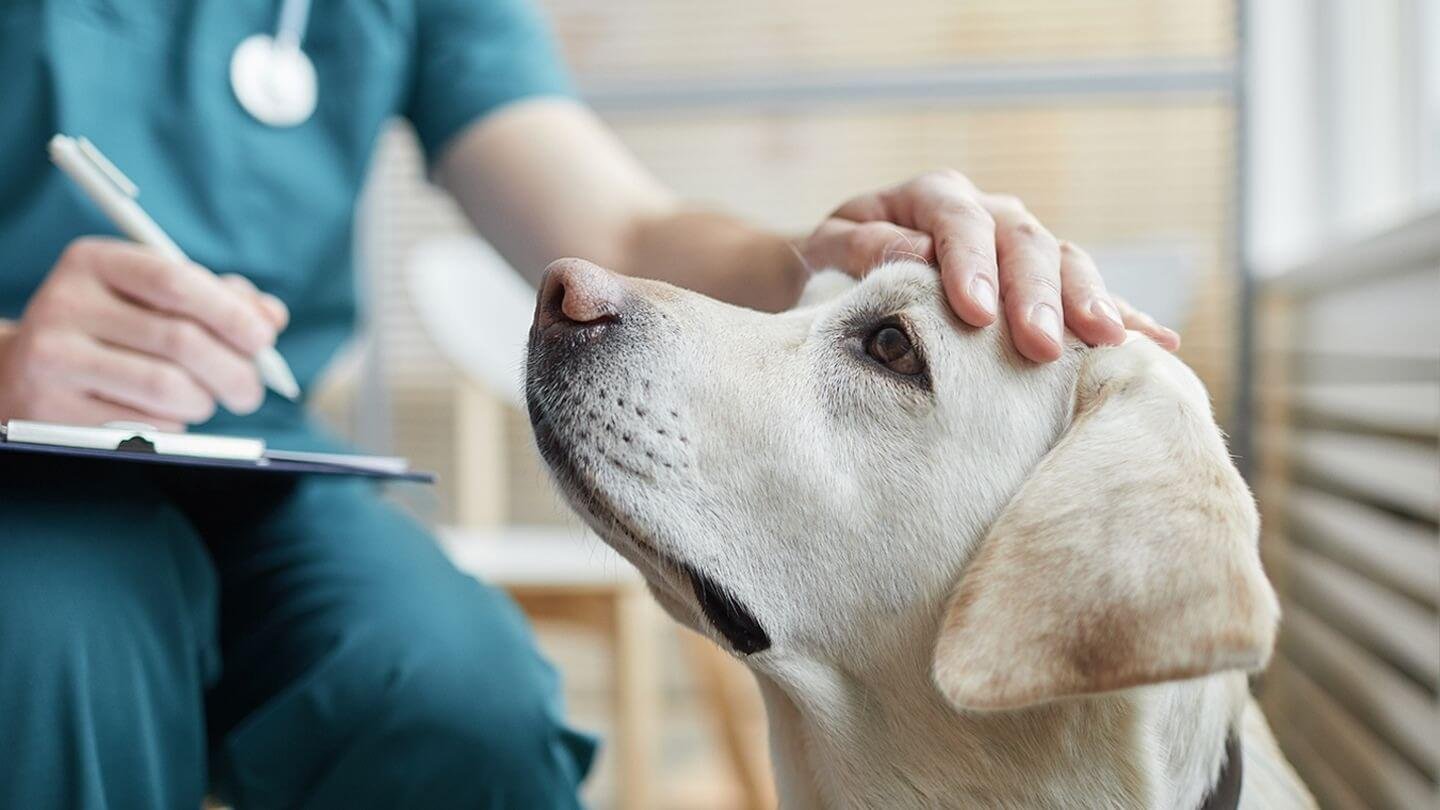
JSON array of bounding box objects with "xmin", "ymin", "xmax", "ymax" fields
[
  {"xmin": 969, "ymin": 277, "xmax": 997, "ymax": 318},
  {"xmin": 248, "ymin": 324, "xmax": 276, "ymax": 352},
  {"xmin": 1089, "ymin": 297, "xmax": 1123, "ymax": 328},
  {"xmin": 1028, "ymin": 303, "xmax": 1062, "ymax": 346}
]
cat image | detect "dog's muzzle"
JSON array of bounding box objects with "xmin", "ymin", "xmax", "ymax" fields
[{"xmin": 525, "ymin": 259, "xmax": 773, "ymax": 656}]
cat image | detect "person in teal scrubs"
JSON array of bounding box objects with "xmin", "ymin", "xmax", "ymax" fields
[{"xmin": 0, "ymin": 1, "xmax": 1178, "ymax": 808}]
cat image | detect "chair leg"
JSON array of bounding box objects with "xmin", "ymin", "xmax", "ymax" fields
[
  {"xmin": 612, "ymin": 584, "xmax": 658, "ymax": 810},
  {"xmin": 682, "ymin": 631, "xmax": 777, "ymax": 810}
]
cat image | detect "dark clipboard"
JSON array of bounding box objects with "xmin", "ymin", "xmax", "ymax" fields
[{"xmin": 0, "ymin": 422, "xmax": 435, "ymax": 483}]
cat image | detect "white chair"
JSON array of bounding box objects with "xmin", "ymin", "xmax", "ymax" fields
[{"xmin": 407, "ymin": 237, "xmax": 660, "ymax": 808}]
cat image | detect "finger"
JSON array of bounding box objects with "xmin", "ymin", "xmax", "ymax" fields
[
  {"xmin": 888, "ymin": 178, "xmax": 1000, "ymax": 328},
  {"xmin": 1057, "ymin": 241, "xmax": 1126, "ymax": 347},
  {"xmin": 803, "ymin": 219, "xmax": 934, "ymax": 278},
  {"xmin": 58, "ymin": 334, "xmax": 216, "ymax": 424},
  {"xmin": 89, "ymin": 244, "xmax": 277, "ymax": 355},
  {"xmin": 221, "ymin": 274, "xmax": 289, "ymax": 331},
  {"xmin": 86, "ymin": 295, "xmax": 264, "ymax": 415},
  {"xmin": 40, "ymin": 391, "xmax": 185, "ymax": 433},
  {"xmin": 993, "ymin": 208, "xmax": 1064, "ymax": 362},
  {"xmin": 1114, "ymin": 296, "xmax": 1182, "ymax": 350},
  {"xmin": 831, "ymin": 192, "xmax": 894, "ymax": 223}
]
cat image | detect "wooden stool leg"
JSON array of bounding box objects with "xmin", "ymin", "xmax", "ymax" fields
[
  {"xmin": 682, "ymin": 631, "xmax": 777, "ymax": 810},
  {"xmin": 612, "ymin": 584, "xmax": 657, "ymax": 810}
]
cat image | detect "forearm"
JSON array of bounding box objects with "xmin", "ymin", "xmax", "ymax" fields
[
  {"xmin": 617, "ymin": 209, "xmax": 807, "ymax": 312},
  {"xmin": 437, "ymin": 100, "xmax": 805, "ymax": 311}
]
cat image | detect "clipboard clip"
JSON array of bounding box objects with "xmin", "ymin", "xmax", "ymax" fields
[
  {"xmin": 106, "ymin": 421, "xmax": 158, "ymax": 454},
  {"xmin": 115, "ymin": 435, "xmax": 158, "ymax": 453}
]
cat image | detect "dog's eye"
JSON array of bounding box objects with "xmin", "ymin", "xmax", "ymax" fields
[{"xmin": 864, "ymin": 324, "xmax": 924, "ymax": 376}]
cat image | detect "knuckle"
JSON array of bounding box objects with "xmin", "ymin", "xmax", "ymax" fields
[
  {"xmin": 24, "ymin": 294, "xmax": 65, "ymax": 326},
  {"xmin": 936, "ymin": 235, "xmax": 995, "ymax": 267},
  {"xmin": 140, "ymin": 365, "xmax": 186, "ymax": 401},
  {"xmin": 1014, "ymin": 219, "xmax": 1059, "ymax": 251},
  {"xmin": 1058, "ymin": 239, "xmax": 1090, "ymax": 261},
  {"xmin": 159, "ymin": 320, "xmax": 202, "ymax": 360},
  {"xmin": 1021, "ymin": 271, "xmax": 1063, "ymax": 296},
  {"xmin": 939, "ymin": 199, "xmax": 994, "ymax": 227},
  {"xmin": 847, "ymin": 224, "xmax": 892, "ymax": 256},
  {"xmin": 987, "ymin": 193, "xmax": 1026, "ymax": 214},
  {"xmin": 214, "ymin": 305, "xmax": 253, "ymax": 346},
  {"xmin": 59, "ymin": 238, "xmax": 101, "ymax": 270},
  {"xmin": 25, "ymin": 330, "xmax": 67, "ymax": 369},
  {"xmin": 268, "ymin": 298, "xmax": 290, "ymax": 329},
  {"xmin": 221, "ymin": 272, "xmax": 253, "ymax": 290},
  {"xmin": 149, "ymin": 266, "xmax": 187, "ymax": 305},
  {"xmin": 227, "ymin": 369, "xmax": 264, "ymax": 412},
  {"xmin": 190, "ymin": 395, "xmax": 218, "ymax": 424},
  {"xmin": 1012, "ymin": 219, "xmax": 1044, "ymax": 240},
  {"xmin": 925, "ymin": 168, "xmax": 968, "ymax": 185}
]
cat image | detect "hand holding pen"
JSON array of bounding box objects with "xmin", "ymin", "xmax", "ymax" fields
[{"xmin": 0, "ymin": 137, "xmax": 298, "ymax": 432}]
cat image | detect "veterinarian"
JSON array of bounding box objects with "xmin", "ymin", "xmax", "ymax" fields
[{"xmin": 0, "ymin": 1, "xmax": 1176, "ymax": 808}]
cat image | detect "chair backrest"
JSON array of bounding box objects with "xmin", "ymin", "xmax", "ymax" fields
[{"xmin": 406, "ymin": 236, "xmax": 538, "ymax": 409}]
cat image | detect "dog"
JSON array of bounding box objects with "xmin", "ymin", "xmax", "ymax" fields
[{"xmin": 524, "ymin": 257, "xmax": 1314, "ymax": 809}]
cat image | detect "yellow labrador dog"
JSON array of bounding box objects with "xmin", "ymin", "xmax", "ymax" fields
[{"xmin": 525, "ymin": 257, "xmax": 1314, "ymax": 809}]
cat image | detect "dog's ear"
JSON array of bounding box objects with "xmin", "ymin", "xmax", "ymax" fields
[
  {"xmin": 932, "ymin": 338, "xmax": 1278, "ymax": 711},
  {"xmin": 796, "ymin": 269, "xmax": 858, "ymax": 308}
]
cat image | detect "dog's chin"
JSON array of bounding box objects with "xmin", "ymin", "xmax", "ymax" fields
[{"xmin": 529, "ymin": 406, "xmax": 772, "ymax": 656}]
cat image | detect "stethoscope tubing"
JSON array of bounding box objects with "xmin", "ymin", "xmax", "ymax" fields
[{"xmin": 274, "ymin": 0, "xmax": 311, "ymax": 50}]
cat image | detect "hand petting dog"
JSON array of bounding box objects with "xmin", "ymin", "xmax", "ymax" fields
[{"xmin": 798, "ymin": 169, "xmax": 1181, "ymax": 363}]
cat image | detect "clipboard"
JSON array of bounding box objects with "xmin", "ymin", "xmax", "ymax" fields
[{"xmin": 0, "ymin": 420, "xmax": 435, "ymax": 483}]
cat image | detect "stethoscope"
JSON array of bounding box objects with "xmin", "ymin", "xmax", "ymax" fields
[{"xmin": 230, "ymin": 0, "xmax": 318, "ymax": 127}]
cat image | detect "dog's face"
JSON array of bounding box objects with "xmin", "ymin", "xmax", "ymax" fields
[{"xmin": 526, "ymin": 258, "xmax": 1278, "ymax": 710}]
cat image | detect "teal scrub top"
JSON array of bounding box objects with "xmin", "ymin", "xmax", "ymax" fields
[{"xmin": 0, "ymin": 0, "xmax": 571, "ymax": 445}]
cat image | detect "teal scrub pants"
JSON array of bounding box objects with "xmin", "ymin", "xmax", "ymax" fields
[{"xmin": 0, "ymin": 457, "xmax": 595, "ymax": 809}]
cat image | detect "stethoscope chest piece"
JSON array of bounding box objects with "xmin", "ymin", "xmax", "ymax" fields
[{"xmin": 230, "ymin": 33, "xmax": 317, "ymax": 127}]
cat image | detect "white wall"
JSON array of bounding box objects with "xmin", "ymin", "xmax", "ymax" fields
[{"xmin": 1245, "ymin": 0, "xmax": 1439, "ymax": 274}]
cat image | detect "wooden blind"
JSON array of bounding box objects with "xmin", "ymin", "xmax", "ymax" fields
[{"xmin": 1257, "ymin": 210, "xmax": 1440, "ymax": 810}]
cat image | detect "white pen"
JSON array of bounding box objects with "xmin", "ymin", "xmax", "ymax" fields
[{"xmin": 47, "ymin": 134, "xmax": 300, "ymax": 401}]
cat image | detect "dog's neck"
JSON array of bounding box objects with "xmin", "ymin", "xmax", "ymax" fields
[{"xmin": 753, "ymin": 648, "xmax": 1245, "ymax": 809}]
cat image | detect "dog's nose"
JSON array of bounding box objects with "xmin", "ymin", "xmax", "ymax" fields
[{"xmin": 535, "ymin": 258, "xmax": 626, "ymax": 334}]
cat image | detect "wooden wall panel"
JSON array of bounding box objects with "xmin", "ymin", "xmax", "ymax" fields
[{"xmin": 540, "ymin": 0, "xmax": 1232, "ymax": 77}]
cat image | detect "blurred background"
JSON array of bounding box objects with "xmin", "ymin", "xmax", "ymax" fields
[{"xmin": 305, "ymin": 1, "xmax": 1438, "ymax": 807}]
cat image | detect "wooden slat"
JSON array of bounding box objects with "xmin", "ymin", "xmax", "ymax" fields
[
  {"xmin": 1280, "ymin": 603, "xmax": 1440, "ymax": 777},
  {"xmin": 1293, "ymin": 265, "xmax": 1440, "ymax": 360},
  {"xmin": 1287, "ymin": 486, "xmax": 1440, "ymax": 607},
  {"xmin": 1288, "ymin": 547, "xmax": 1440, "ymax": 688},
  {"xmin": 1272, "ymin": 207, "xmax": 1440, "ymax": 294},
  {"xmin": 1267, "ymin": 658, "xmax": 1434, "ymax": 810},
  {"xmin": 1290, "ymin": 382, "xmax": 1440, "ymax": 439},
  {"xmin": 1290, "ymin": 429, "xmax": 1440, "ymax": 521},
  {"xmin": 1284, "ymin": 352, "xmax": 1440, "ymax": 385}
]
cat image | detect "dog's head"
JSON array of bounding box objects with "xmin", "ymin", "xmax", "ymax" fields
[{"xmin": 525, "ymin": 258, "xmax": 1277, "ymax": 710}]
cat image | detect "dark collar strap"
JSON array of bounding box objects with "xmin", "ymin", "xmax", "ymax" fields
[{"xmin": 1200, "ymin": 733, "xmax": 1243, "ymax": 810}]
